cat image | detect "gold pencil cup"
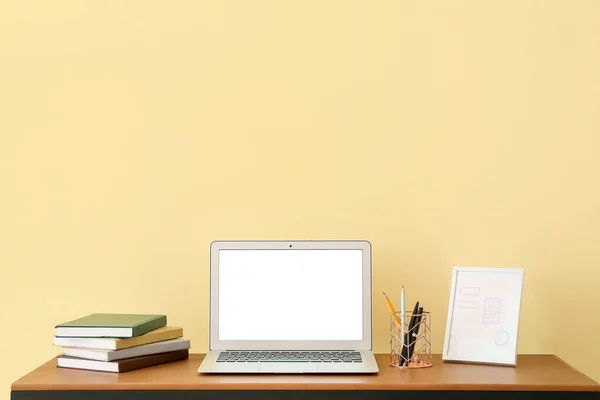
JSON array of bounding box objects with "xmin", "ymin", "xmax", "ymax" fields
[{"xmin": 389, "ymin": 311, "xmax": 432, "ymax": 369}]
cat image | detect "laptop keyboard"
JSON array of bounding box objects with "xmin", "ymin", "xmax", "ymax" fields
[{"xmin": 217, "ymin": 351, "xmax": 362, "ymax": 363}]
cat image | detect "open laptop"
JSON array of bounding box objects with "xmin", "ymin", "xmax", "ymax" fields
[{"xmin": 198, "ymin": 240, "xmax": 379, "ymax": 374}]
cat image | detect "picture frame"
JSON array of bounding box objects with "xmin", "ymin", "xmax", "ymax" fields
[{"xmin": 442, "ymin": 266, "xmax": 524, "ymax": 366}]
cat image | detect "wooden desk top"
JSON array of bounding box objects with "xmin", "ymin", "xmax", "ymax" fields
[{"xmin": 11, "ymin": 354, "xmax": 599, "ymax": 392}]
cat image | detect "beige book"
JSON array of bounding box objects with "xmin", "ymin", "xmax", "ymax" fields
[{"xmin": 54, "ymin": 326, "xmax": 183, "ymax": 350}]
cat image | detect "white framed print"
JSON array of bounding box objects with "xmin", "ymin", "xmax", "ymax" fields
[{"xmin": 442, "ymin": 266, "xmax": 524, "ymax": 366}]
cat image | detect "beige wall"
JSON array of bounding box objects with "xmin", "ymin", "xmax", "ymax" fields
[{"xmin": 1, "ymin": 1, "xmax": 599, "ymax": 396}]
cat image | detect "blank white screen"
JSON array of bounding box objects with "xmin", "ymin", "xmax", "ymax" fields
[{"xmin": 218, "ymin": 249, "xmax": 363, "ymax": 341}]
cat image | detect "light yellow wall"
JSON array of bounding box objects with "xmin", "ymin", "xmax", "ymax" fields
[{"xmin": 2, "ymin": 0, "xmax": 600, "ymax": 396}]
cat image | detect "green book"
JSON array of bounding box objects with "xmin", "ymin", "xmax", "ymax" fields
[{"xmin": 55, "ymin": 313, "xmax": 167, "ymax": 338}]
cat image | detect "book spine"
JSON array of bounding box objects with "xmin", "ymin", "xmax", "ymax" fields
[{"xmin": 131, "ymin": 315, "xmax": 167, "ymax": 337}]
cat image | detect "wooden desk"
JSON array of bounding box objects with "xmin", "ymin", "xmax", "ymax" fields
[{"xmin": 11, "ymin": 354, "xmax": 599, "ymax": 399}]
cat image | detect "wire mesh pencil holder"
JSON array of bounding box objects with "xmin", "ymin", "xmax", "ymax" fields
[{"xmin": 389, "ymin": 311, "xmax": 432, "ymax": 369}]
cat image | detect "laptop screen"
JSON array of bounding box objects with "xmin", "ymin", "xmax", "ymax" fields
[{"xmin": 218, "ymin": 249, "xmax": 363, "ymax": 341}]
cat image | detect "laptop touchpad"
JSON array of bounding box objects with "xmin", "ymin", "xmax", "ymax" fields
[{"xmin": 259, "ymin": 363, "xmax": 318, "ymax": 372}]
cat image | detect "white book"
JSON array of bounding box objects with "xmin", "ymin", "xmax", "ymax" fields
[
  {"xmin": 58, "ymin": 349, "xmax": 189, "ymax": 373},
  {"xmin": 61, "ymin": 338, "xmax": 190, "ymax": 361},
  {"xmin": 58, "ymin": 357, "xmax": 121, "ymax": 372}
]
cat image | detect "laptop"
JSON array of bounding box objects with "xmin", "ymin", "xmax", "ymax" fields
[{"xmin": 198, "ymin": 240, "xmax": 379, "ymax": 374}]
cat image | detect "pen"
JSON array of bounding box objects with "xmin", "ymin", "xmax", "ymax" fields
[
  {"xmin": 400, "ymin": 286, "xmax": 405, "ymax": 365},
  {"xmin": 401, "ymin": 301, "xmax": 420, "ymax": 366},
  {"xmin": 383, "ymin": 292, "xmax": 402, "ymax": 326},
  {"xmin": 407, "ymin": 302, "xmax": 424, "ymax": 363}
]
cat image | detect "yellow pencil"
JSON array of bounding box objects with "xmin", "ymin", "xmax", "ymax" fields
[{"xmin": 383, "ymin": 292, "xmax": 402, "ymax": 325}]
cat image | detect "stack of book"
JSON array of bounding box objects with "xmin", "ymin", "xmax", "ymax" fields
[{"xmin": 53, "ymin": 313, "xmax": 190, "ymax": 373}]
